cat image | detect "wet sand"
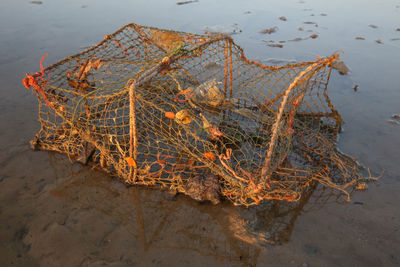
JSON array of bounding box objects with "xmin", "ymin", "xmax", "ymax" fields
[{"xmin": 1, "ymin": 0, "xmax": 400, "ymax": 266}]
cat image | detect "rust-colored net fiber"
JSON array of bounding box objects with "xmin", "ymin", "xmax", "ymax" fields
[{"xmin": 23, "ymin": 23, "xmax": 371, "ymax": 206}]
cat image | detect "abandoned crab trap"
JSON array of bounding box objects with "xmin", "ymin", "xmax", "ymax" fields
[{"xmin": 23, "ymin": 23, "xmax": 368, "ymax": 206}]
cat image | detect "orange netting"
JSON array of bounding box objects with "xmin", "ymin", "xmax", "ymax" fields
[{"xmin": 23, "ymin": 23, "xmax": 373, "ymax": 206}]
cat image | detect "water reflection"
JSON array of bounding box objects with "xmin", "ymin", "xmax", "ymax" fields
[{"xmin": 47, "ymin": 152, "xmax": 350, "ymax": 264}]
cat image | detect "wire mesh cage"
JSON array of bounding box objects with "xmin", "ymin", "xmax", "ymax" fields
[{"xmin": 23, "ymin": 23, "xmax": 370, "ymax": 206}]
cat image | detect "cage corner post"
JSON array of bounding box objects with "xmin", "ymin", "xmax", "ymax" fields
[
  {"xmin": 260, "ymin": 62, "xmax": 319, "ymax": 187},
  {"xmin": 323, "ymin": 55, "xmax": 343, "ymax": 130},
  {"xmin": 128, "ymin": 81, "xmax": 138, "ymax": 183}
]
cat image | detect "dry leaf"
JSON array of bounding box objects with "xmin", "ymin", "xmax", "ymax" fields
[
  {"xmin": 209, "ymin": 126, "xmax": 224, "ymax": 138},
  {"xmin": 68, "ymin": 79, "xmax": 90, "ymax": 92},
  {"xmin": 76, "ymin": 59, "xmax": 105, "ymax": 80}
]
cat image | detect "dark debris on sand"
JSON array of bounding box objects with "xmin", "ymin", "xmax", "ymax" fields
[
  {"xmin": 289, "ymin": 37, "xmax": 303, "ymax": 42},
  {"xmin": 176, "ymin": 0, "xmax": 198, "ymax": 5},
  {"xmin": 260, "ymin": 27, "xmax": 278, "ymax": 34},
  {"xmin": 264, "ymin": 41, "xmax": 284, "ymax": 48}
]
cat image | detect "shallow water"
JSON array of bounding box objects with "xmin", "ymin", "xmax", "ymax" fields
[{"xmin": 1, "ymin": 0, "xmax": 399, "ymax": 266}]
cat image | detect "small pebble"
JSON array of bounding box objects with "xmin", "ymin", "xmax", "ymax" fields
[
  {"xmin": 375, "ymin": 39, "xmax": 383, "ymax": 44},
  {"xmin": 396, "ymin": 28, "xmax": 400, "ymax": 31},
  {"xmin": 353, "ymin": 84, "xmax": 359, "ymax": 92},
  {"xmin": 353, "ymin": 201, "xmax": 364, "ymax": 205},
  {"xmin": 298, "ymin": 27, "xmax": 304, "ymax": 31},
  {"xmin": 279, "ymin": 16, "xmax": 287, "ymax": 21},
  {"xmin": 355, "ymin": 37, "xmax": 365, "ymax": 40},
  {"xmin": 310, "ymin": 34, "xmax": 318, "ymax": 39},
  {"xmin": 369, "ymin": 24, "xmax": 378, "ymax": 29},
  {"xmin": 320, "ymin": 13, "xmax": 327, "ymax": 16}
]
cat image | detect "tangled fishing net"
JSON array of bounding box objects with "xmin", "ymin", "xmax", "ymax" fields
[{"xmin": 23, "ymin": 23, "xmax": 373, "ymax": 206}]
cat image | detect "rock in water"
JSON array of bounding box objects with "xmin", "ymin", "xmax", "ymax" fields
[
  {"xmin": 150, "ymin": 29, "xmax": 184, "ymax": 52},
  {"xmin": 190, "ymin": 79, "xmax": 227, "ymax": 108},
  {"xmin": 76, "ymin": 141, "xmax": 96, "ymax": 165},
  {"xmin": 183, "ymin": 173, "xmax": 222, "ymax": 204},
  {"xmin": 332, "ymin": 60, "xmax": 350, "ymax": 75}
]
